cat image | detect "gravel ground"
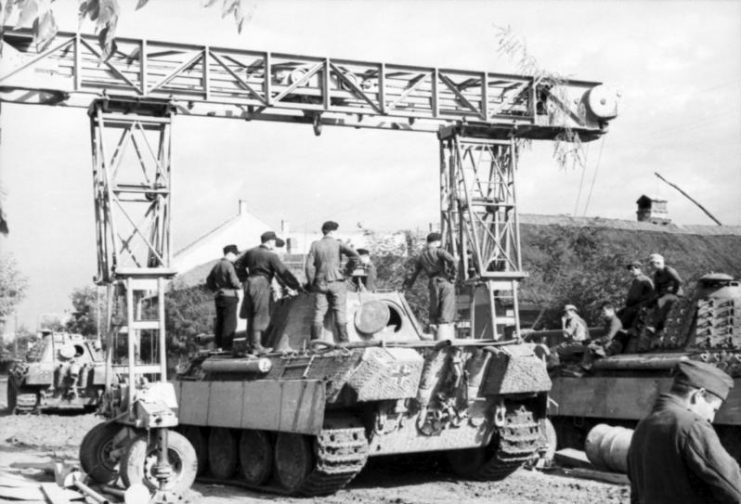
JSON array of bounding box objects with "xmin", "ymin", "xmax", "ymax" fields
[{"xmin": 0, "ymin": 377, "xmax": 630, "ymax": 504}]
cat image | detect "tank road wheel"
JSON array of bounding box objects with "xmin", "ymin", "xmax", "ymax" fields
[
  {"xmin": 80, "ymin": 422, "xmax": 126, "ymax": 484},
  {"xmin": 120, "ymin": 430, "xmax": 197, "ymax": 494},
  {"xmin": 181, "ymin": 426, "xmax": 208, "ymax": 476},
  {"xmin": 274, "ymin": 433, "xmax": 314, "ymax": 493},
  {"xmin": 239, "ymin": 430, "xmax": 273, "ymax": 486},
  {"xmin": 208, "ymin": 428, "xmax": 238, "ymax": 479}
]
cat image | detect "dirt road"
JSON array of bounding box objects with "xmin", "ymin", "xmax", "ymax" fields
[{"xmin": 0, "ymin": 377, "xmax": 630, "ymax": 503}]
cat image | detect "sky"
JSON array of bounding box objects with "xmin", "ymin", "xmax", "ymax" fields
[{"xmin": 1, "ymin": 0, "xmax": 740, "ymax": 330}]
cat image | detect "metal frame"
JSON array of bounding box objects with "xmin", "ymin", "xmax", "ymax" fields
[
  {"xmin": 440, "ymin": 124, "xmax": 526, "ymax": 340},
  {"xmin": 89, "ymin": 99, "xmax": 173, "ymax": 284},
  {"xmin": 1, "ymin": 27, "xmax": 605, "ymax": 138}
]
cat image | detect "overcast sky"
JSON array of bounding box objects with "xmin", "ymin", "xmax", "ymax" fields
[{"xmin": 1, "ymin": 0, "xmax": 740, "ymax": 329}]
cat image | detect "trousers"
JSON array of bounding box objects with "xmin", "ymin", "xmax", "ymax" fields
[
  {"xmin": 241, "ymin": 276, "xmax": 272, "ymax": 332},
  {"xmin": 428, "ymin": 277, "xmax": 456, "ymax": 324},
  {"xmin": 313, "ymin": 281, "xmax": 348, "ymax": 326},
  {"xmin": 214, "ymin": 295, "xmax": 238, "ymax": 350}
]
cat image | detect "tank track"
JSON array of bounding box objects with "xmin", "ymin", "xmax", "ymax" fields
[
  {"xmin": 474, "ymin": 407, "xmax": 542, "ymax": 480},
  {"xmin": 298, "ymin": 426, "xmax": 369, "ymax": 496},
  {"xmin": 197, "ymin": 426, "xmax": 368, "ymax": 496}
]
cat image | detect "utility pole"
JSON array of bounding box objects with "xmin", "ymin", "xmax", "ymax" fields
[{"xmin": 654, "ymin": 172, "xmax": 722, "ymax": 226}]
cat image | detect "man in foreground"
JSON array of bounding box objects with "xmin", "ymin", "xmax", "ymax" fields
[
  {"xmin": 306, "ymin": 221, "xmax": 359, "ymax": 343},
  {"xmin": 205, "ymin": 244, "xmax": 242, "ymax": 351},
  {"xmin": 236, "ymin": 231, "xmax": 302, "ymax": 355},
  {"xmin": 627, "ymin": 360, "xmax": 741, "ymax": 504},
  {"xmin": 402, "ymin": 232, "xmax": 457, "ymax": 339}
]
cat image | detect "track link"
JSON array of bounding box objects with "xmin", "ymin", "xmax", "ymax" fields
[
  {"xmin": 298, "ymin": 426, "xmax": 369, "ymax": 496},
  {"xmin": 474, "ymin": 407, "xmax": 542, "ymax": 480}
]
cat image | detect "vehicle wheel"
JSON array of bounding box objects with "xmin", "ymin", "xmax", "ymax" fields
[
  {"xmin": 80, "ymin": 422, "xmax": 126, "ymax": 484},
  {"xmin": 181, "ymin": 425, "xmax": 208, "ymax": 476},
  {"xmin": 239, "ymin": 430, "xmax": 273, "ymax": 486},
  {"xmin": 120, "ymin": 430, "xmax": 197, "ymax": 494},
  {"xmin": 208, "ymin": 428, "xmax": 238, "ymax": 479},
  {"xmin": 446, "ymin": 446, "xmax": 487, "ymax": 477},
  {"xmin": 274, "ymin": 433, "xmax": 314, "ymax": 493}
]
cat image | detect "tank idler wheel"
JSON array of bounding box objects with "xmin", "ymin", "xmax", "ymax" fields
[
  {"xmin": 274, "ymin": 433, "xmax": 314, "ymax": 493},
  {"xmin": 239, "ymin": 430, "xmax": 273, "ymax": 486},
  {"xmin": 181, "ymin": 426, "xmax": 208, "ymax": 476},
  {"xmin": 120, "ymin": 430, "xmax": 197, "ymax": 494},
  {"xmin": 208, "ymin": 428, "xmax": 238, "ymax": 479},
  {"xmin": 80, "ymin": 422, "xmax": 126, "ymax": 484},
  {"xmin": 445, "ymin": 446, "xmax": 488, "ymax": 477}
]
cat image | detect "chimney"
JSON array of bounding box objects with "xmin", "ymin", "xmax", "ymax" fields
[
  {"xmin": 238, "ymin": 200, "xmax": 248, "ymax": 216},
  {"xmin": 636, "ymin": 195, "xmax": 670, "ymax": 225},
  {"xmin": 281, "ymin": 220, "xmax": 291, "ymax": 254}
]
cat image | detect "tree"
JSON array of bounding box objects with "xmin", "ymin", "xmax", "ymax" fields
[
  {"xmin": 65, "ymin": 285, "xmax": 106, "ymax": 337},
  {"xmin": 0, "ymin": 254, "xmax": 28, "ymax": 331},
  {"xmin": 1, "ymin": 0, "xmax": 250, "ymax": 57}
]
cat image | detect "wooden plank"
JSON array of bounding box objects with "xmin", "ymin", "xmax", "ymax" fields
[
  {"xmin": 40, "ymin": 482, "xmax": 75, "ymax": 504},
  {"xmin": 554, "ymin": 448, "xmax": 593, "ymax": 469},
  {"xmin": 561, "ymin": 467, "xmax": 630, "ymax": 486}
]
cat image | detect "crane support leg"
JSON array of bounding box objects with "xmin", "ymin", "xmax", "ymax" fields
[{"xmin": 439, "ymin": 124, "xmax": 527, "ymax": 340}]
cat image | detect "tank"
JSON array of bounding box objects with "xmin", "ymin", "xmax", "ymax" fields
[
  {"xmin": 546, "ymin": 273, "xmax": 741, "ymax": 463},
  {"xmin": 7, "ymin": 331, "xmax": 108, "ymax": 413},
  {"xmin": 174, "ymin": 290, "xmax": 552, "ymax": 496}
]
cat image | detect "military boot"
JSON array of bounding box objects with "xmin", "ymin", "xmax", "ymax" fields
[
  {"xmin": 311, "ymin": 324, "xmax": 324, "ymax": 341},
  {"xmin": 250, "ymin": 329, "xmax": 272, "ymax": 355},
  {"xmin": 336, "ymin": 325, "xmax": 350, "ymax": 345}
]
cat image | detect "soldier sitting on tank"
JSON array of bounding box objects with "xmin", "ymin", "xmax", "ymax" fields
[
  {"xmin": 547, "ymin": 304, "xmax": 590, "ymax": 368},
  {"xmin": 581, "ymin": 303, "xmax": 630, "ymax": 371},
  {"xmin": 345, "ymin": 248, "xmax": 377, "ymax": 292},
  {"xmin": 645, "ymin": 253, "xmax": 683, "ymax": 334},
  {"xmin": 618, "ymin": 260, "xmax": 655, "ymax": 331}
]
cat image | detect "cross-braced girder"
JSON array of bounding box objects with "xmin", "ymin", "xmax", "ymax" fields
[
  {"xmin": 90, "ymin": 98, "xmax": 174, "ymax": 284},
  {"xmin": 439, "ymin": 125, "xmax": 525, "ymax": 340}
]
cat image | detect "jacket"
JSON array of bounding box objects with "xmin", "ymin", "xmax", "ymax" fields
[
  {"xmin": 627, "ymin": 393, "xmax": 741, "ymax": 504},
  {"xmin": 305, "ymin": 236, "xmax": 359, "ymax": 285},
  {"xmin": 206, "ymin": 258, "xmax": 241, "ymax": 297}
]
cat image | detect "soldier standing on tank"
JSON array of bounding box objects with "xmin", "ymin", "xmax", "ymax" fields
[
  {"xmin": 235, "ymin": 231, "xmax": 302, "ymax": 355},
  {"xmin": 205, "ymin": 244, "xmax": 242, "ymax": 351},
  {"xmin": 627, "ymin": 361, "xmax": 741, "ymax": 504},
  {"xmin": 402, "ymin": 232, "xmax": 457, "ymax": 337},
  {"xmin": 619, "ymin": 260, "xmax": 655, "ymax": 330},
  {"xmin": 345, "ymin": 248, "xmax": 377, "ymax": 292},
  {"xmin": 306, "ymin": 221, "xmax": 359, "ymax": 343},
  {"xmin": 647, "ymin": 253, "xmax": 683, "ymax": 333}
]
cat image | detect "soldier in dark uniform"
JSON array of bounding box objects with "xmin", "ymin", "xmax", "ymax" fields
[
  {"xmin": 620, "ymin": 260, "xmax": 655, "ymax": 330},
  {"xmin": 627, "ymin": 361, "xmax": 741, "ymax": 504},
  {"xmin": 306, "ymin": 221, "xmax": 359, "ymax": 343},
  {"xmin": 402, "ymin": 232, "xmax": 457, "ymax": 337},
  {"xmin": 647, "ymin": 253, "xmax": 683, "ymax": 333},
  {"xmin": 345, "ymin": 248, "xmax": 377, "ymax": 292},
  {"xmin": 235, "ymin": 231, "xmax": 301, "ymax": 355},
  {"xmin": 205, "ymin": 244, "xmax": 242, "ymax": 351}
]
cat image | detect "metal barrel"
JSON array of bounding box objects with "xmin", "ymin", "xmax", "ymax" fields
[
  {"xmin": 584, "ymin": 423, "xmax": 634, "ymax": 473},
  {"xmin": 201, "ymin": 358, "xmax": 272, "ymax": 374}
]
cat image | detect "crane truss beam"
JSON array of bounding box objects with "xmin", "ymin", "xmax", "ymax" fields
[
  {"xmin": 1, "ymin": 27, "xmax": 607, "ymax": 138},
  {"xmin": 440, "ymin": 125, "xmax": 525, "ymax": 340},
  {"xmin": 90, "ymin": 99, "xmax": 174, "ymax": 284}
]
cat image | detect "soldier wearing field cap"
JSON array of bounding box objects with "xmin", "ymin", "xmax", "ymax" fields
[
  {"xmin": 620, "ymin": 260, "xmax": 655, "ymax": 330},
  {"xmin": 627, "ymin": 361, "xmax": 741, "ymax": 504},
  {"xmin": 235, "ymin": 231, "xmax": 301, "ymax": 355},
  {"xmin": 402, "ymin": 232, "xmax": 457, "ymax": 337},
  {"xmin": 306, "ymin": 221, "xmax": 359, "ymax": 343},
  {"xmin": 205, "ymin": 244, "xmax": 242, "ymax": 351}
]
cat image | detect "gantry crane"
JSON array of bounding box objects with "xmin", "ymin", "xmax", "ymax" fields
[{"xmin": 1, "ymin": 26, "xmax": 618, "ymax": 500}]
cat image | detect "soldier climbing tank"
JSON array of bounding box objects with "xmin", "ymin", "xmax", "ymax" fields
[
  {"xmin": 173, "ymin": 289, "xmax": 551, "ymax": 495},
  {"xmin": 7, "ymin": 331, "xmax": 108, "ymax": 413},
  {"xmin": 547, "ymin": 273, "xmax": 741, "ymax": 463}
]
